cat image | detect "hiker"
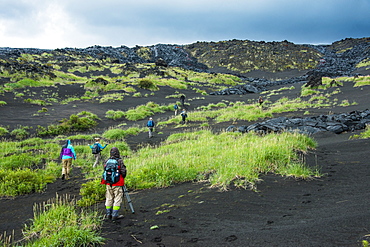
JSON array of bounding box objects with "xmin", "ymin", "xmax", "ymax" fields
[
  {"xmin": 59, "ymin": 139, "xmax": 76, "ymax": 180},
  {"xmin": 174, "ymin": 103, "xmax": 179, "ymax": 116},
  {"xmin": 258, "ymin": 96, "xmax": 264, "ymax": 106},
  {"xmin": 89, "ymin": 138, "xmax": 108, "ymax": 168},
  {"xmin": 180, "ymin": 94, "xmax": 186, "ymax": 106},
  {"xmin": 147, "ymin": 117, "xmax": 155, "ymax": 138},
  {"xmin": 101, "ymin": 147, "xmax": 127, "ymax": 221},
  {"xmin": 180, "ymin": 110, "xmax": 188, "ymax": 124}
]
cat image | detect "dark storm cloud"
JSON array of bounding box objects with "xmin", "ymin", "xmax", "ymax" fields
[{"xmin": 0, "ymin": 0, "xmax": 369, "ymax": 49}]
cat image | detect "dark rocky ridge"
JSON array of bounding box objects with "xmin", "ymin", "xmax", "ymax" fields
[
  {"xmin": 211, "ymin": 37, "xmax": 370, "ymax": 95},
  {"xmin": 226, "ymin": 109, "xmax": 370, "ymax": 135},
  {"xmin": 0, "ymin": 37, "xmax": 368, "ymax": 75},
  {"xmin": 1, "ymin": 37, "xmax": 369, "ymax": 96}
]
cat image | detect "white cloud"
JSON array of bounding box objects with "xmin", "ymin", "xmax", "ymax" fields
[
  {"xmin": 0, "ymin": 1, "xmax": 98, "ymax": 48},
  {"xmin": 0, "ymin": 0, "xmax": 369, "ymax": 49}
]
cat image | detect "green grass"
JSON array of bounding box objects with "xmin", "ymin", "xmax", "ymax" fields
[
  {"xmin": 124, "ymin": 102, "xmax": 172, "ymax": 121},
  {"xmin": 105, "ymin": 110, "xmax": 125, "ymax": 120},
  {"xmin": 22, "ymin": 194, "xmax": 104, "ymax": 246},
  {"xmin": 102, "ymin": 127, "xmax": 141, "ymax": 140},
  {"xmin": 124, "ymin": 130, "xmax": 319, "ymax": 191},
  {"xmin": 36, "ymin": 111, "xmax": 99, "ymax": 137},
  {"xmin": 0, "ymin": 126, "xmax": 9, "ymax": 136},
  {"xmin": 4, "ymin": 79, "xmax": 54, "ymax": 90},
  {"xmin": 99, "ymin": 93, "xmax": 124, "ymax": 103},
  {"xmin": 353, "ymin": 75, "xmax": 370, "ymax": 87},
  {"xmin": 350, "ymin": 125, "xmax": 370, "ymax": 139},
  {"xmin": 0, "ymin": 138, "xmax": 61, "ymax": 196},
  {"xmin": 24, "ymin": 98, "xmax": 50, "ymax": 106},
  {"xmin": 10, "ymin": 126, "xmax": 30, "ymax": 140},
  {"xmin": 356, "ymin": 58, "xmax": 370, "ymax": 68},
  {"xmin": 158, "ymin": 89, "xmax": 357, "ymax": 128}
]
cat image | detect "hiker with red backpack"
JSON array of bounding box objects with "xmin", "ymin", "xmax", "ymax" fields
[
  {"xmin": 89, "ymin": 138, "xmax": 108, "ymax": 168},
  {"xmin": 101, "ymin": 147, "xmax": 127, "ymax": 221}
]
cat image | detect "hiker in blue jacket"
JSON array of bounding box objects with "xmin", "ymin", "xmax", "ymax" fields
[
  {"xmin": 89, "ymin": 138, "xmax": 108, "ymax": 168},
  {"xmin": 147, "ymin": 117, "xmax": 155, "ymax": 138},
  {"xmin": 174, "ymin": 104, "xmax": 179, "ymax": 116},
  {"xmin": 59, "ymin": 139, "xmax": 77, "ymax": 180}
]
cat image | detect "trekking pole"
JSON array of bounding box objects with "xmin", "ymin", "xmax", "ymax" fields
[{"xmin": 123, "ymin": 185, "xmax": 135, "ymax": 214}]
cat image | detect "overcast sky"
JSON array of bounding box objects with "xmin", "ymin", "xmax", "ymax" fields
[{"xmin": 1, "ymin": 0, "xmax": 369, "ymax": 49}]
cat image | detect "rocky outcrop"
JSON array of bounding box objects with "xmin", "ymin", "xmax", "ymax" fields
[
  {"xmin": 0, "ymin": 44, "xmax": 208, "ymax": 72},
  {"xmin": 0, "ymin": 37, "xmax": 369, "ymax": 93},
  {"xmin": 211, "ymin": 37, "xmax": 370, "ymax": 95},
  {"xmin": 183, "ymin": 40, "xmax": 321, "ymax": 74},
  {"xmin": 226, "ymin": 109, "xmax": 370, "ymax": 135}
]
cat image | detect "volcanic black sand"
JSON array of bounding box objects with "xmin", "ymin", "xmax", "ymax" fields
[{"xmin": 1, "ymin": 70, "xmax": 370, "ymax": 247}]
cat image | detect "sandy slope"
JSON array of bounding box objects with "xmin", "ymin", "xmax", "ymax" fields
[{"xmin": 1, "ymin": 73, "xmax": 370, "ymax": 246}]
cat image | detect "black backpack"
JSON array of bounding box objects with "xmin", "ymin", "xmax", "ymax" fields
[
  {"xmin": 103, "ymin": 158, "xmax": 120, "ymax": 184},
  {"xmin": 92, "ymin": 143, "xmax": 101, "ymax": 154}
]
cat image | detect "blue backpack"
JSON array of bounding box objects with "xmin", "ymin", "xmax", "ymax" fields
[
  {"xmin": 91, "ymin": 143, "xmax": 101, "ymax": 154},
  {"xmin": 103, "ymin": 159, "xmax": 120, "ymax": 184},
  {"xmin": 147, "ymin": 120, "xmax": 154, "ymax": 127}
]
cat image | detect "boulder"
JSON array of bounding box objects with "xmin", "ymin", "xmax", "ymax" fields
[{"xmin": 226, "ymin": 110, "xmax": 370, "ymax": 135}]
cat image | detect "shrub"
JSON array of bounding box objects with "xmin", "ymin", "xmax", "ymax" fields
[
  {"xmin": 23, "ymin": 195, "xmax": 104, "ymax": 246},
  {"xmin": 105, "ymin": 110, "xmax": 125, "ymax": 120},
  {"xmin": 10, "ymin": 127, "xmax": 29, "ymax": 140},
  {"xmin": 138, "ymin": 79, "xmax": 158, "ymax": 90},
  {"xmin": 24, "ymin": 98, "xmax": 49, "ymax": 106},
  {"xmin": 0, "ymin": 127, "xmax": 9, "ymax": 136},
  {"xmin": 78, "ymin": 179, "xmax": 106, "ymax": 207},
  {"xmin": 124, "ymin": 102, "xmax": 170, "ymax": 121},
  {"xmin": 125, "ymin": 130, "xmax": 319, "ymax": 190},
  {"xmin": 0, "ymin": 101, "xmax": 6, "ymax": 106},
  {"xmin": 0, "ymin": 168, "xmax": 49, "ymax": 196},
  {"xmin": 99, "ymin": 93, "xmax": 124, "ymax": 103},
  {"xmin": 102, "ymin": 127, "xmax": 141, "ymax": 141},
  {"xmin": 36, "ymin": 111, "xmax": 98, "ymax": 137},
  {"xmin": 102, "ymin": 129, "xmax": 126, "ymax": 140},
  {"xmin": 38, "ymin": 107, "xmax": 48, "ymax": 113}
]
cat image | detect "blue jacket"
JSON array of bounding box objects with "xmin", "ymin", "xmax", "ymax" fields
[
  {"xmin": 147, "ymin": 120, "xmax": 155, "ymax": 127},
  {"xmin": 60, "ymin": 140, "xmax": 77, "ymax": 160},
  {"xmin": 90, "ymin": 142, "xmax": 108, "ymax": 151}
]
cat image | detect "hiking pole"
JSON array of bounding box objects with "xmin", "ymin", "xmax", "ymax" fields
[{"xmin": 123, "ymin": 185, "xmax": 135, "ymax": 214}]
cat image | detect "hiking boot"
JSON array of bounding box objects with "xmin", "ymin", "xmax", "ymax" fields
[
  {"xmin": 112, "ymin": 215, "xmax": 124, "ymax": 221},
  {"xmin": 106, "ymin": 208, "xmax": 112, "ymax": 220},
  {"xmin": 112, "ymin": 210, "xmax": 124, "ymax": 221}
]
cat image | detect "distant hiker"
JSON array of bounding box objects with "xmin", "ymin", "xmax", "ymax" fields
[
  {"xmin": 180, "ymin": 94, "xmax": 186, "ymax": 106},
  {"xmin": 180, "ymin": 110, "xmax": 188, "ymax": 124},
  {"xmin": 59, "ymin": 139, "xmax": 76, "ymax": 180},
  {"xmin": 174, "ymin": 104, "xmax": 179, "ymax": 116},
  {"xmin": 147, "ymin": 117, "xmax": 155, "ymax": 138},
  {"xmin": 89, "ymin": 138, "xmax": 108, "ymax": 168},
  {"xmin": 258, "ymin": 96, "xmax": 264, "ymax": 106},
  {"xmin": 101, "ymin": 147, "xmax": 127, "ymax": 221}
]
